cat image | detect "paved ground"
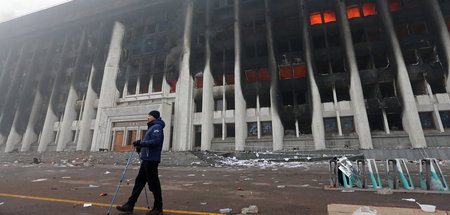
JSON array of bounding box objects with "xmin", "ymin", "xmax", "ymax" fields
[{"xmin": 0, "ymin": 152, "xmax": 450, "ymax": 215}]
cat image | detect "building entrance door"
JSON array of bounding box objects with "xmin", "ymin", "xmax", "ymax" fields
[{"xmin": 114, "ymin": 131, "xmax": 132, "ymax": 151}]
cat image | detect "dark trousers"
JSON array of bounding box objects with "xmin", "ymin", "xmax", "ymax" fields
[{"xmin": 127, "ymin": 160, "xmax": 163, "ymax": 209}]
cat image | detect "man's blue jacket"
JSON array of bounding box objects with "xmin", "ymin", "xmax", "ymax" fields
[{"xmin": 140, "ymin": 118, "xmax": 165, "ymax": 162}]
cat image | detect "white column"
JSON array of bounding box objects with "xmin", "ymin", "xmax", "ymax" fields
[
  {"xmin": 299, "ymin": 0, "xmax": 326, "ymax": 149},
  {"xmin": 91, "ymin": 22, "xmax": 126, "ymax": 151},
  {"xmin": 264, "ymin": 0, "xmax": 284, "ymax": 151},
  {"xmin": 173, "ymin": 0, "xmax": 195, "ymax": 151},
  {"xmin": 21, "ymin": 91, "xmax": 44, "ymax": 152},
  {"xmin": 77, "ymin": 66, "xmax": 98, "ymax": 151},
  {"xmin": 56, "ymin": 85, "xmax": 78, "ymax": 151},
  {"xmin": 234, "ymin": 0, "xmax": 247, "ymax": 151},
  {"xmin": 375, "ymin": 0, "xmax": 427, "ymax": 148},
  {"xmin": 201, "ymin": 0, "xmax": 214, "ymax": 151},
  {"xmin": 38, "ymin": 103, "xmax": 59, "ymax": 152},
  {"xmin": 4, "ymin": 123, "xmax": 21, "ymax": 152},
  {"xmin": 336, "ymin": 0, "xmax": 373, "ymax": 149},
  {"xmin": 423, "ymin": 0, "xmax": 450, "ymax": 92}
]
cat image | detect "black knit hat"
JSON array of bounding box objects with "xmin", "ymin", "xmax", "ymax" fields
[{"xmin": 148, "ymin": 110, "xmax": 160, "ymax": 119}]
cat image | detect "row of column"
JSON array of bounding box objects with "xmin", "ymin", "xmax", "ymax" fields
[{"xmin": 174, "ymin": 0, "xmax": 450, "ymax": 151}]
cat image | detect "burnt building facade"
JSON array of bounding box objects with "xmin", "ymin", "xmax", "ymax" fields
[{"xmin": 0, "ymin": 0, "xmax": 449, "ymax": 153}]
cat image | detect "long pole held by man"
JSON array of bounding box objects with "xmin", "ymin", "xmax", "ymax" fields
[{"xmin": 116, "ymin": 110, "xmax": 165, "ymax": 215}]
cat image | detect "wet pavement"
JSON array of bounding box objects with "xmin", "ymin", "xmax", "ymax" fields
[{"xmin": 0, "ymin": 153, "xmax": 450, "ymax": 215}]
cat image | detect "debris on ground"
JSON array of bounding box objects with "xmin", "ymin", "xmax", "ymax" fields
[
  {"xmin": 401, "ymin": 198, "xmax": 416, "ymax": 202},
  {"xmin": 83, "ymin": 203, "xmax": 92, "ymax": 207},
  {"xmin": 88, "ymin": 185, "xmax": 98, "ymax": 188},
  {"xmin": 0, "ymin": 202, "xmax": 4, "ymax": 206},
  {"xmin": 241, "ymin": 205, "xmax": 258, "ymax": 214},
  {"xmin": 31, "ymin": 178, "xmax": 48, "ymax": 182},
  {"xmin": 352, "ymin": 206, "xmax": 377, "ymax": 215},
  {"xmin": 104, "ymin": 171, "xmax": 110, "ymax": 174},
  {"xmin": 218, "ymin": 208, "xmax": 232, "ymax": 214},
  {"xmin": 99, "ymin": 193, "xmax": 107, "ymax": 196},
  {"xmin": 375, "ymin": 188, "xmax": 393, "ymax": 195}
]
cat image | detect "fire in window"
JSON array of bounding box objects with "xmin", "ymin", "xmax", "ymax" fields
[
  {"xmin": 310, "ymin": 12, "xmax": 323, "ymax": 25},
  {"xmin": 323, "ymin": 10, "xmax": 336, "ymax": 23},
  {"xmin": 245, "ymin": 70, "xmax": 257, "ymax": 83},
  {"xmin": 362, "ymin": 3, "xmax": 377, "ymax": 16},
  {"xmin": 347, "ymin": 5, "xmax": 361, "ymax": 19},
  {"xmin": 389, "ymin": 0, "xmax": 402, "ymax": 12},
  {"xmin": 196, "ymin": 77, "xmax": 203, "ymax": 88},
  {"xmin": 258, "ymin": 69, "xmax": 270, "ymax": 81}
]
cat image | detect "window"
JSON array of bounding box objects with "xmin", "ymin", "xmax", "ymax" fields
[
  {"xmin": 341, "ymin": 117, "xmax": 355, "ymax": 133},
  {"xmin": 362, "ymin": 3, "xmax": 377, "ymax": 16},
  {"xmin": 261, "ymin": 122, "xmax": 272, "ymax": 136},
  {"xmin": 324, "ymin": 118, "xmax": 338, "ymax": 134},
  {"xmin": 215, "ymin": 99, "xmax": 224, "ymax": 111},
  {"xmin": 323, "ymin": 10, "xmax": 336, "ymax": 23},
  {"xmin": 226, "ymin": 124, "xmax": 235, "ymax": 137},
  {"xmin": 248, "ymin": 122, "xmax": 258, "ymax": 136},
  {"xmin": 194, "ymin": 126, "xmax": 201, "ymax": 147},
  {"xmin": 310, "ymin": 12, "xmax": 322, "ymax": 25},
  {"xmin": 347, "ymin": 5, "xmax": 361, "ymax": 19},
  {"xmin": 214, "ymin": 124, "xmax": 222, "ymax": 138},
  {"xmin": 419, "ymin": 112, "xmax": 435, "ymax": 129},
  {"xmin": 368, "ymin": 114, "xmax": 384, "ymax": 131},
  {"xmin": 439, "ymin": 111, "xmax": 450, "ymax": 129},
  {"xmin": 387, "ymin": 114, "xmax": 403, "ymax": 131}
]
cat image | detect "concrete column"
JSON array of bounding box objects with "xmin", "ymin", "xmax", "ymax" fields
[
  {"xmin": 21, "ymin": 92, "xmax": 44, "ymax": 152},
  {"xmin": 0, "ymin": 45, "xmax": 27, "ymax": 148},
  {"xmin": 375, "ymin": 0, "xmax": 427, "ymax": 148},
  {"xmin": 91, "ymin": 22, "xmax": 126, "ymax": 151},
  {"xmin": 57, "ymin": 30, "xmax": 87, "ymax": 151},
  {"xmin": 234, "ymin": 0, "xmax": 247, "ymax": 151},
  {"xmin": 336, "ymin": 0, "xmax": 373, "ymax": 149},
  {"xmin": 201, "ymin": 0, "xmax": 214, "ymax": 151},
  {"xmin": 76, "ymin": 66, "xmax": 98, "ymax": 151},
  {"xmin": 299, "ymin": 0, "xmax": 326, "ymax": 149},
  {"xmin": 423, "ymin": 0, "xmax": 450, "ymax": 92},
  {"xmin": 38, "ymin": 101, "xmax": 60, "ymax": 152},
  {"xmin": 173, "ymin": 0, "xmax": 195, "ymax": 151},
  {"xmin": 0, "ymin": 48, "xmax": 16, "ymax": 118},
  {"xmin": 264, "ymin": 0, "xmax": 284, "ymax": 151}
]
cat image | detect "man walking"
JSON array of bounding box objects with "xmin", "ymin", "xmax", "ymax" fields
[{"xmin": 117, "ymin": 110, "xmax": 165, "ymax": 215}]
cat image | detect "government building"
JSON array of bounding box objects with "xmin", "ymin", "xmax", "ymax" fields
[{"xmin": 0, "ymin": 0, "xmax": 449, "ymax": 153}]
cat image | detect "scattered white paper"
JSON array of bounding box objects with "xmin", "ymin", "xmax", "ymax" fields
[
  {"xmin": 277, "ymin": 185, "xmax": 286, "ymax": 188},
  {"xmin": 183, "ymin": 184, "xmax": 194, "ymax": 186},
  {"xmin": 200, "ymin": 202, "xmax": 207, "ymax": 205},
  {"xmin": 61, "ymin": 177, "xmax": 71, "ymax": 179},
  {"xmin": 341, "ymin": 189, "xmax": 355, "ymax": 193},
  {"xmin": 187, "ymin": 174, "xmax": 195, "ymax": 177},
  {"xmin": 32, "ymin": 179, "xmax": 48, "ymax": 182},
  {"xmin": 83, "ymin": 203, "xmax": 92, "ymax": 207},
  {"xmin": 88, "ymin": 185, "xmax": 99, "ymax": 188},
  {"xmin": 104, "ymin": 171, "xmax": 110, "ymax": 175},
  {"xmin": 0, "ymin": 202, "xmax": 4, "ymax": 206},
  {"xmin": 402, "ymin": 198, "xmax": 416, "ymax": 202}
]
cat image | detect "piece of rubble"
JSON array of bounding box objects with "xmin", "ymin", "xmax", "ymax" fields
[
  {"xmin": 99, "ymin": 193, "xmax": 108, "ymax": 196},
  {"xmin": 32, "ymin": 179, "xmax": 48, "ymax": 182},
  {"xmin": 219, "ymin": 208, "xmax": 232, "ymax": 214},
  {"xmin": 83, "ymin": 203, "xmax": 92, "ymax": 207},
  {"xmin": 375, "ymin": 188, "xmax": 393, "ymax": 195},
  {"xmin": 241, "ymin": 205, "xmax": 258, "ymax": 214}
]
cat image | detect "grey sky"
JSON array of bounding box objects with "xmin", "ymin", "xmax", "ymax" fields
[{"xmin": 0, "ymin": 0, "xmax": 71, "ymax": 23}]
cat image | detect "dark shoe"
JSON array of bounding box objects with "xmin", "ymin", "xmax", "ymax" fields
[
  {"xmin": 116, "ymin": 203, "xmax": 134, "ymax": 212},
  {"xmin": 146, "ymin": 208, "xmax": 163, "ymax": 215}
]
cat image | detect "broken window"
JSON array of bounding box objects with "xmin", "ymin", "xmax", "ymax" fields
[
  {"xmin": 320, "ymin": 88, "xmax": 334, "ymax": 103},
  {"xmin": 310, "ymin": 12, "xmax": 323, "ymax": 25},
  {"xmin": 352, "ymin": 28, "xmax": 366, "ymax": 43},
  {"xmin": 331, "ymin": 57, "xmax": 345, "ymax": 73},
  {"xmin": 226, "ymin": 123, "xmax": 235, "ymax": 137},
  {"xmin": 312, "ymin": 31, "xmax": 327, "ymax": 49},
  {"xmin": 298, "ymin": 119, "xmax": 312, "ymax": 135},
  {"xmin": 226, "ymin": 95, "xmax": 235, "ymax": 110},
  {"xmin": 395, "ymin": 24, "xmax": 409, "ymax": 38},
  {"xmin": 336, "ymin": 86, "xmax": 350, "ymax": 101},
  {"xmin": 259, "ymin": 93, "xmax": 271, "ymax": 108},
  {"xmin": 127, "ymin": 74, "xmax": 138, "ymax": 95},
  {"xmin": 261, "ymin": 121, "xmax": 272, "ymax": 136},
  {"xmin": 379, "ymin": 82, "xmax": 396, "ymax": 97},
  {"xmin": 368, "ymin": 114, "xmax": 384, "ymax": 131},
  {"xmin": 323, "ymin": 10, "xmax": 336, "ymax": 23},
  {"xmin": 194, "ymin": 125, "xmax": 201, "ymax": 147},
  {"xmin": 278, "ymin": 41, "xmax": 289, "ymax": 54},
  {"xmin": 139, "ymin": 61, "xmax": 151, "ymax": 94},
  {"xmin": 195, "ymin": 98, "xmax": 202, "ymax": 112},
  {"xmin": 248, "ymin": 122, "xmax": 258, "ymax": 136},
  {"xmin": 152, "ymin": 72, "xmax": 163, "ymax": 92},
  {"xmin": 327, "ymin": 28, "xmax": 340, "ymax": 47},
  {"xmin": 341, "ymin": 117, "xmax": 355, "ymax": 133},
  {"xmin": 389, "ymin": 0, "xmax": 402, "ymax": 12},
  {"xmin": 282, "ymin": 91, "xmax": 294, "ymax": 106},
  {"xmin": 366, "ymin": 28, "xmax": 382, "ymax": 41},
  {"xmin": 214, "ymin": 124, "xmax": 222, "ymax": 138},
  {"xmin": 386, "ymin": 113, "xmax": 403, "ymax": 130},
  {"xmin": 372, "ymin": 53, "xmax": 388, "ymax": 68},
  {"xmin": 357, "ymin": 55, "xmax": 372, "ymax": 70},
  {"xmin": 403, "ymin": 49, "xmax": 418, "ymax": 65},
  {"xmin": 245, "ymin": 45, "xmax": 256, "ymax": 59},
  {"xmin": 439, "ymin": 111, "xmax": 450, "ymax": 129},
  {"xmin": 246, "ymin": 95, "xmax": 257, "ymax": 109},
  {"xmin": 290, "ymin": 39, "xmax": 302, "ymax": 52},
  {"xmin": 316, "ymin": 59, "xmax": 330, "ymax": 75},
  {"xmin": 411, "ymin": 22, "xmax": 428, "ymax": 35},
  {"xmin": 296, "ymin": 90, "xmax": 307, "ymax": 105},
  {"xmin": 324, "ymin": 117, "xmax": 338, "ymax": 134},
  {"xmin": 411, "ymin": 80, "xmax": 427, "ymax": 95},
  {"xmin": 429, "ymin": 79, "xmax": 447, "ymax": 94},
  {"xmin": 418, "ymin": 47, "xmax": 436, "ymax": 63},
  {"xmin": 419, "ymin": 112, "xmax": 435, "ymax": 129}
]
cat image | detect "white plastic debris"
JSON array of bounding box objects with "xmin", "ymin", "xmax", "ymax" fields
[
  {"xmin": 219, "ymin": 208, "xmax": 232, "ymax": 214},
  {"xmin": 104, "ymin": 171, "xmax": 111, "ymax": 175},
  {"xmin": 341, "ymin": 189, "xmax": 355, "ymax": 193},
  {"xmin": 61, "ymin": 176, "xmax": 71, "ymax": 179},
  {"xmin": 183, "ymin": 184, "xmax": 194, "ymax": 186},
  {"xmin": 0, "ymin": 202, "xmax": 4, "ymax": 206},
  {"xmin": 416, "ymin": 202, "xmax": 436, "ymax": 212},
  {"xmin": 401, "ymin": 198, "xmax": 416, "ymax": 202},
  {"xmin": 187, "ymin": 174, "xmax": 196, "ymax": 177},
  {"xmin": 88, "ymin": 185, "xmax": 99, "ymax": 188},
  {"xmin": 241, "ymin": 205, "xmax": 258, "ymax": 214},
  {"xmin": 277, "ymin": 185, "xmax": 286, "ymax": 188},
  {"xmin": 32, "ymin": 179, "xmax": 48, "ymax": 182},
  {"xmin": 200, "ymin": 202, "xmax": 207, "ymax": 205},
  {"xmin": 352, "ymin": 206, "xmax": 377, "ymax": 215},
  {"xmin": 83, "ymin": 203, "xmax": 92, "ymax": 207}
]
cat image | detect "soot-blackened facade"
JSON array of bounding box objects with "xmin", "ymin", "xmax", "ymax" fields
[{"xmin": 0, "ymin": 0, "xmax": 450, "ymax": 153}]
